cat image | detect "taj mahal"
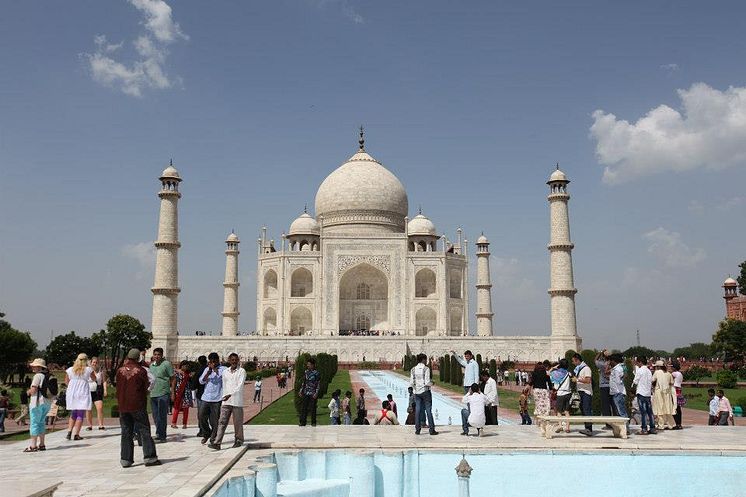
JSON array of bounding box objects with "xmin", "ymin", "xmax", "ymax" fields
[{"xmin": 149, "ymin": 129, "xmax": 582, "ymax": 363}]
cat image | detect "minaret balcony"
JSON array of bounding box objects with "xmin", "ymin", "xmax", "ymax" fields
[
  {"xmin": 475, "ymin": 283, "xmax": 493, "ymax": 289},
  {"xmin": 547, "ymin": 243, "xmax": 574, "ymax": 250},
  {"xmin": 151, "ymin": 287, "xmax": 181, "ymax": 295},
  {"xmin": 548, "ymin": 288, "xmax": 578, "ymax": 296},
  {"xmin": 547, "ymin": 193, "xmax": 570, "ymax": 201},
  {"xmin": 155, "ymin": 241, "xmax": 181, "ymax": 249},
  {"xmin": 158, "ymin": 190, "xmax": 182, "ymax": 199},
  {"xmin": 223, "ymin": 282, "xmax": 240, "ymax": 288}
]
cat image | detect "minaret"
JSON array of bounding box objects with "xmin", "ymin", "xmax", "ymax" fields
[
  {"xmin": 547, "ymin": 165, "xmax": 578, "ymax": 337},
  {"xmin": 151, "ymin": 161, "xmax": 181, "ymax": 357},
  {"xmin": 221, "ymin": 231, "xmax": 240, "ymax": 336},
  {"xmin": 475, "ymin": 233, "xmax": 494, "ymax": 336}
]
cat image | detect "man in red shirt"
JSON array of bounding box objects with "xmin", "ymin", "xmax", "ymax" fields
[{"xmin": 117, "ymin": 348, "xmax": 160, "ymax": 468}]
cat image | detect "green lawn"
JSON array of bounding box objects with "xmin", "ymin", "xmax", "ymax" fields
[
  {"xmin": 249, "ymin": 369, "xmax": 355, "ymax": 425},
  {"xmin": 682, "ymin": 387, "xmax": 745, "ymax": 411}
]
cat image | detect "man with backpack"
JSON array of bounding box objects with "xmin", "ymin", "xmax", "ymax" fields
[
  {"xmin": 571, "ymin": 353, "xmax": 594, "ymax": 436},
  {"xmin": 24, "ymin": 358, "xmax": 57, "ymax": 452}
]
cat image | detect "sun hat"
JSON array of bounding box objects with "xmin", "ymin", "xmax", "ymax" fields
[
  {"xmin": 654, "ymin": 360, "xmax": 665, "ymax": 367},
  {"xmin": 29, "ymin": 358, "xmax": 47, "ymax": 369},
  {"xmin": 127, "ymin": 348, "xmax": 142, "ymax": 360}
]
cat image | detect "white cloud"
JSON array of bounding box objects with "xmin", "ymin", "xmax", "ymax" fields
[
  {"xmin": 643, "ymin": 227, "xmax": 705, "ymax": 268},
  {"xmin": 83, "ymin": 0, "xmax": 186, "ymax": 97},
  {"xmin": 659, "ymin": 63, "xmax": 679, "ymax": 73},
  {"xmin": 590, "ymin": 83, "xmax": 746, "ymax": 184},
  {"xmin": 122, "ymin": 241, "xmax": 155, "ymax": 279}
]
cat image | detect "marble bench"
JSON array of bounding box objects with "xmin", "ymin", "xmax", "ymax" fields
[{"xmin": 536, "ymin": 415, "xmax": 630, "ymax": 439}]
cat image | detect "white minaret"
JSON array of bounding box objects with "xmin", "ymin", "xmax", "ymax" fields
[
  {"xmin": 547, "ymin": 165, "xmax": 578, "ymax": 337},
  {"xmin": 151, "ymin": 161, "xmax": 181, "ymax": 356},
  {"xmin": 221, "ymin": 231, "xmax": 240, "ymax": 336},
  {"xmin": 475, "ymin": 233, "xmax": 494, "ymax": 336}
]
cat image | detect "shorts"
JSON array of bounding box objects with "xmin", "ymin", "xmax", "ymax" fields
[
  {"xmin": 30, "ymin": 403, "xmax": 51, "ymax": 436},
  {"xmin": 555, "ymin": 394, "xmax": 572, "ymax": 413},
  {"xmin": 90, "ymin": 386, "xmax": 104, "ymax": 403},
  {"xmin": 71, "ymin": 409, "xmax": 86, "ymax": 421}
]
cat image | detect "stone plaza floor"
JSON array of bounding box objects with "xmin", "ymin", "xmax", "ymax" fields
[{"xmin": 3, "ymin": 423, "xmax": 745, "ymax": 497}]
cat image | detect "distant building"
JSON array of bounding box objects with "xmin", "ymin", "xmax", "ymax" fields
[{"xmin": 723, "ymin": 277, "xmax": 746, "ymax": 320}]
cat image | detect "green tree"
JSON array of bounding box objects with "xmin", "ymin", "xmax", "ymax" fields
[
  {"xmin": 621, "ymin": 346, "xmax": 659, "ymax": 360},
  {"xmin": 716, "ymin": 369, "xmax": 739, "ymax": 389},
  {"xmin": 476, "ymin": 354, "xmax": 483, "ymax": 372},
  {"xmin": 672, "ymin": 342, "xmax": 712, "ymax": 360},
  {"xmin": 738, "ymin": 261, "xmax": 746, "ymax": 296},
  {"xmin": 0, "ymin": 312, "xmax": 38, "ymax": 383},
  {"xmin": 489, "ymin": 359, "xmax": 497, "ymax": 379},
  {"xmin": 580, "ymin": 349, "xmax": 601, "ymax": 415},
  {"xmin": 683, "ymin": 365, "xmax": 710, "ymax": 386},
  {"xmin": 44, "ymin": 331, "xmax": 100, "ymax": 367},
  {"xmin": 443, "ymin": 355, "xmax": 451, "ymax": 383},
  {"xmin": 712, "ymin": 319, "xmax": 746, "ymax": 362},
  {"xmin": 92, "ymin": 314, "xmax": 151, "ymax": 380}
]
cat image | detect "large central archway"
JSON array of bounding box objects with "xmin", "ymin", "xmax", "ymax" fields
[{"xmin": 339, "ymin": 263, "xmax": 389, "ymax": 332}]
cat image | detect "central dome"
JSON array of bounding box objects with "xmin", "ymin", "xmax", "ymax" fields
[{"xmin": 315, "ymin": 149, "xmax": 408, "ymax": 234}]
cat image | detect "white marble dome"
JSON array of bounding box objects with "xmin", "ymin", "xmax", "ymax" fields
[
  {"xmin": 161, "ymin": 165, "xmax": 181, "ymax": 180},
  {"xmin": 315, "ymin": 149, "xmax": 408, "ymax": 233},
  {"xmin": 548, "ymin": 168, "xmax": 568, "ymax": 182},
  {"xmin": 408, "ymin": 214, "xmax": 436, "ymax": 236},
  {"xmin": 724, "ymin": 277, "xmax": 738, "ymax": 286},
  {"xmin": 226, "ymin": 232, "xmax": 239, "ymax": 242},
  {"xmin": 476, "ymin": 234, "xmax": 489, "ymax": 244},
  {"xmin": 289, "ymin": 212, "xmax": 320, "ymax": 235}
]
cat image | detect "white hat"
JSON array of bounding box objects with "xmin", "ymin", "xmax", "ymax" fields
[
  {"xmin": 654, "ymin": 360, "xmax": 665, "ymax": 367},
  {"xmin": 29, "ymin": 358, "xmax": 47, "ymax": 369}
]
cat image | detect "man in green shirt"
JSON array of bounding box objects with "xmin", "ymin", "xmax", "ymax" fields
[{"xmin": 149, "ymin": 348, "xmax": 174, "ymax": 443}]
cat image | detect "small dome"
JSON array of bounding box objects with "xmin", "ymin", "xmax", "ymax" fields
[
  {"xmin": 476, "ymin": 234, "xmax": 489, "ymax": 244},
  {"xmin": 408, "ymin": 214, "xmax": 436, "ymax": 236},
  {"xmin": 724, "ymin": 277, "xmax": 738, "ymax": 286},
  {"xmin": 226, "ymin": 232, "xmax": 239, "ymax": 242},
  {"xmin": 548, "ymin": 168, "xmax": 568, "ymax": 183},
  {"xmin": 289, "ymin": 212, "xmax": 320, "ymax": 236},
  {"xmin": 161, "ymin": 165, "xmax": 181, "ymax": 180}
]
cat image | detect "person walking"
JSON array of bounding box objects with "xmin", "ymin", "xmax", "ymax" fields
[
  {"xmin": 253, "ymin": 377, "xmax": 262, "ymax": 403},
  {"xmin": 148, "ymin": 347, "xmax": 174, "ymax": 443},
  {"xmin": 450, "ymin": 350, "xmax": 479, "ymax": 394},
  {"xmin": 529, "ymin": 362, "xmax": 551, "ymax": 418},
  {"xmin": 299, "ymin": 358, "xmax": 320, "ymax": 427},
  {"xmin": 328, "ymin": 390, "xmax": 341, "ymax": 425},
  {"xmin": 15, "ymin": 378, "xmax": 30, "ymax": 426},
  {"xmin": 571, "ymin": 353, "xmax": 594, "ymax": 436},
  {"xmin": 651, "ymin": 360, "xmax": 675, "ymax": 430},
  {"xmin": 519, "ymin": 386, "xmax": 532, "ymax": 425},
  {"xmin": 211, "ymin": 353, "xmax": 246, "ymax": 450},
  {"xmin": 170, "ymin": 361, "xmax": 193, "ymax": 429},
  {"xmin": 342, "ymin": 391, "xmax": 352, "ymax": 425},
  {"xmin": 409, "ymin": 353, "xmax": 438, "ymax": 435},
  {"xmin": 608, "ymin": 354, "xmax": 629, "ymax": 427},
  {"xmin": 480, "ymin": 370, "xmax": 498, "ymax": 425},
  {"xmin": 191, "ymin": 355, "xmax": 207, "ymax": 437},
  {"xmin": 671, "ymin": 363, "xmax": 684, "ymax": 429},
  {"xmin": 65, "ymin": 353, "xmax": 96, "ymax": 441},
  {"xmin": 461, "ymin": 383, "xmax": 487, "ymax": 436},
  {"xmin": 24, "ymin": 358, "xmax": 54, "ymax": 452},
  {"xmin": 198, "ymin": 352, "xmax": 226, "ymax": 445},
  {"xmin": 116, "ymin": 348, "xmax": 160, "ymax": 468},
  {"xmin": 716, "ymin": 390, "xmax": 734, "ymax": 425},
  {"xmin": 86, "ymin": 357, "xmax": 107, "ymax": 431},
  {"xmin": 550, "ymin": 359, "xmax": 572, "ymax": 433},
  {"xmin": 632, "ymin": 357, "xmax": 656, "ymax": 435},
  {"xmin": 707, "ymin": 389, "xmax": 719, "ymax": 425}
]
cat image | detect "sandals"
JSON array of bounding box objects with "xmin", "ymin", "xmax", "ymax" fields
[
  {"xmin": 39, "ymin": 445, "xmax": 46, "ymax": 451},
  {"xmin": 170, "ymin": 424, "xmax": 178, "ymax": 429},
  {"xmin": 73, "ymin": 435, "xmax": 84, "ymax": 441},
  {"xmin": 98, "ymin": 426, "xmax": 105, "ymax": 430},
  {"xmin": 85, "ymin": 427, "xmax": 93, "ymax": 431},
  {"xmin": 23, "ymin": 447, "xmax": 39, "ymax": 452}
]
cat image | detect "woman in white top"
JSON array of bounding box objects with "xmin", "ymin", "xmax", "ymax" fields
[
  {"xmin": 671, "ymin": 363, "xmax": 684, "ymax": 430},
  {"xmin": 461, "ymin": 383, "xmax": 487, "ymax": 436},
  {"xmin": 85, "ymin": 357, "xmax": 107, "ymax": 431},
  {"xmin": 65, "ymin": 353, "xmax": 96, "ymax": 441}
]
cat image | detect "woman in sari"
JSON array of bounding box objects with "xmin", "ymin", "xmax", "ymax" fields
[
  {"xmin": 651, "ymin": 360, "xmax": 676, "ymax": 430},
  {"xmin": 170, "ymin": 361, "xmax": 193, "ymax": 429},
  {"xmin": 530, "ymin": 363, "xmax": 551, "ymax": 418}
]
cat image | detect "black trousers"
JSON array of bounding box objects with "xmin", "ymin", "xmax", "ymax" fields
[
  {"xmin": 120, "ymin": 409, "xmax": 157, "ymax": 466},
  {"xmin": 484, "ymin": 405, "xmax": 498, "ymax": 425},
  {"xmin": 600, "ymin": 387, "xmax": 612, "ymax": 416},
  {"xmin": 299, "ymin": 395, "xmax": 317, "ymax": 426},
  {"xmin": 674, "ymin": 405, "xmax": 682, "ymax": 427},
  {"xmin": 198, "ymin": 400, "xmax": 221, "ymax": 442}
]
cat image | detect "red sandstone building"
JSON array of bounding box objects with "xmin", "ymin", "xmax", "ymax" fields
[{"xmin": 723, "ymin": 277, "xmax": 746, "ymax": 321}]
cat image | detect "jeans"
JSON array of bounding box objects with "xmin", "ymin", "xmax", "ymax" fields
[
  {"xmin": 637, "ymin": 394, "xmax": 655, "ymax": 432},
  {"xmin": 600, "ymin": 387, "xmax": 612, "ymax": 416},
  {"xmin": 414, "ymin": 390, "xmax": 435, "ymax": 434},
  {"xmin": 198, "ymin": 400, "xmax": 222, "ymax": 442},
  {"xmin": 330, "ymin": 416, "xmax": 340, "ymax": 425},
  {"xmin": 214, "ymin": 405, "xmax": 244, "ymax": 445},
  {"xmin": 119, "ymin": 409, "xmax": 157, "ymax": 466},
  {"xmin": 579, "ymin": 391, "xmax": 593, "ymax": 431},
  {"xmin": 254, "ymin": 390, "xmax": 261, "ymax": 402},
  {"xmin": 520, "ymin": 412, "xmax": 532, "ymax": 425},
  {"xmin": 150, "ymin": 394, "xmax": 169, "ymax": 440},
  {"xmin": 460, "ymin": 408, "xmax": 473, "ymax": 434},
  {"xmin": 611, "ymin": 393, "xmax": 628, "ymax": 423},
  {"xmin": 343, "ymin": 413, "xmax": 351, "ymax": 425},
  {"xmin": 0, "ymin": 407, "xmax": 6, "ymax": 432},
  {"xmin": 299, "ymin": 395, "xmax": 317, "ymax": 426}
]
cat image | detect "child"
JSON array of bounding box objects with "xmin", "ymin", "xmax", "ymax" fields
[
  {"xmin": 342, "ymin": 391, "xmax": 352, "ymax": 425},
  {"xmin": 171, "ymin": 361, "xmax": 193, "ymax": 429},
  {"xmin": 328, "ymin": 390, "xmax": 341, "ymax": 425},
  {"xmin": 519, "ymin": 387, "xmax": 532, "ymax": 425}
]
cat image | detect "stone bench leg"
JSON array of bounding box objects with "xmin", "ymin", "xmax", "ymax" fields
[{"xmin": 610, "ymin": 423, "xmax": 628, "ymax": 439}]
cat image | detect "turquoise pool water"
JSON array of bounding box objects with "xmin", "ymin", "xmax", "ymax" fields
[
  {"xmin": 214, "ymin": 449, "xmax": 746, "ymax": 497},
  {"xmin": 358, "ymin": 370, "xmax": 513, "ymax": 425}
]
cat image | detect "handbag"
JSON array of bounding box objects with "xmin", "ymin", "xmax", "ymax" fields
[
  {"xmin": 677, "ymin": 394, "xmax": 687, "ymax": 407},
  {"xmin": 570, "ymin": 391, "xmax": 581, "ymax": 410}
]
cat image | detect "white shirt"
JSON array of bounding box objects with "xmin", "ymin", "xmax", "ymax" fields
[
  {"xmin": 455, "ymin": 355, "xmax": 479, "ymax": 387},
  {"xmin": 672, "ymin": 371, "xmax": 683, "ymax": 389},
  {"xmin": 482, "ymin": 377, "xmax": 498, "ymax": 406},
  {"xmin": 632, "ymin": 366, "xmax": 652, "ymax": 397},
  {"xmin": 255, "ymin": 380, "xmax": 262, "ymax": 391},
  {"xmin": 609, "ymin": 364, "xmax": 626, "ymax": 396},
  {"xmin": 30, "ymin": 372, "xmax": 50, "ymax": 409},
  {"xmin": 410, "ymin": 363, "xmax": 432, "ymax": 395},
  {"xmin": 709, "ymin": 396, "xmax": 720, "ymax": 416},
  {"xmin": 221, "ymin": 366, "xmax": 246, "ymax": 407},
  {"xmin": 462, "ymin": 392, "xmax": 487, "ymax": 428}
]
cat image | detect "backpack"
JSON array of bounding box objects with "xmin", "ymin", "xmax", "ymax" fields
[{"xmin": 38, "ymin": 372, "xmax": 59, "ymax": 398}]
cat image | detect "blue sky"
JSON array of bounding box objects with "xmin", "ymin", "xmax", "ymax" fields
[{"xmin": 1, "ymin": 0, "xmax": 745, "ymax": 350}]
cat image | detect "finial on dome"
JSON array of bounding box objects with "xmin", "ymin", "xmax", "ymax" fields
[
  {"xmin": 418, "ymin": 204, "xmax": 422, "ymax": 215},
  {"xmin": 170, "ymin": 158, "xmax": 173, "ymax": 166},
  {"xmin": 556, "ymin": 162, "xmax": 559, "ymax": 170},
  {"xmin": 358, "ymin": 125, "xmax": 365, "ymax": 150},
  {"xmin": 304, "ymin": 203, "xmax": 308, "ymax": 214}
]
